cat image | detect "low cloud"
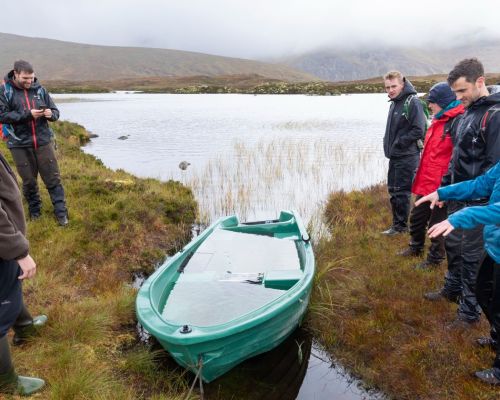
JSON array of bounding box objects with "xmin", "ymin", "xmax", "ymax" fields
[{"xmin": 3, "ymin": 0, "xmax": 499, "ymax": 59}]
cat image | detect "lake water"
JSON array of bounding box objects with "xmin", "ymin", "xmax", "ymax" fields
[
  {"xmin": 54, "ymin": 93, "xmax": 389, "ymax": 231},
  {"xmin": 55, "ymin": 92, "xmax": 390, "ymax": 399}
]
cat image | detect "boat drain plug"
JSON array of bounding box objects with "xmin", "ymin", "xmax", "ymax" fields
[{"xmin": 180, "ymin": 325, "xmax": 192, "ymax": 334}]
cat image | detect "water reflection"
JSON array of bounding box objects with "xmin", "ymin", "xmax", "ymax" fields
[{"xmin": 205, "ymin": 327, "xmax": 386, "ymax": 400}]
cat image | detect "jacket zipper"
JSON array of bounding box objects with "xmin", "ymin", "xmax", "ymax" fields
[{"xmin": 23, "ymin": 89, "xmax": 38, "ymax": 149}]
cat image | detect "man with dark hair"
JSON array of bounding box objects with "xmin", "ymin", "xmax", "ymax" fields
[
  {"xmin": 0, "ymin": 60, "xmax": 68, "ymax": 226},
  {"xmin": 398, "ymin": 82, "xmax": 464, "ymax": 269},
  {"xmin": 0, "ymin": 150, "xmax": 46, "ymax": 395},
  {"xmin": 424, "ymin": 58, "xmax": 500, "ymax": 328},
  {"xmin": 382, "ymin": 71, "xmax": 427, "ymax": 235}
]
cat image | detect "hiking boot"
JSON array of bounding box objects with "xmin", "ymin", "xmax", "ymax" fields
[
  {"xmin": 381, "ymin": 227, "xmax": 407, "ymax": 236},
  {"xmin": 446, "ymin": 316, "xmax": 479, "ymax": 331},
  {"xmin": 414, "ymin": 260, "xmax": 441, "ymax": 271},
  {"xmin": 397, "ymin": 247, "xmax": 422, "ymax": 257},
  {"xmin": 56, "ymin": 214, "xmax": 69, "ymax": 227},
  {"xmin": 13, "ymin": 315, "xmax": 48, "ymax": 346},
  {"xmin": 424, "ymin": 288, "xmax": 460, "ymax": 303},
  {"xmin": 474, "ymin": 368, "xmax": 500, "ymax": 386}
]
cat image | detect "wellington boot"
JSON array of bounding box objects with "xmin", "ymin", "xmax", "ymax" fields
[
  {"xmin": 0, "ymin": 371, "xmax": 45, "ymax": 396},
  {"xmin": 13, "ymin": 315, "xmax": 48, "ymax": 346},
  {"xmin": 0, "ymin": 335, "xmax": 45, "ymax": 395},
  {"xmin": 0, "ymin": 368, "xmax": 18, "ymax": 394}
]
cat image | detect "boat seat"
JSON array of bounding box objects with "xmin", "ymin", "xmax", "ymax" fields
[{"xmin": 264, "ymin": 269, "xmax": 303, "ymax": 290}]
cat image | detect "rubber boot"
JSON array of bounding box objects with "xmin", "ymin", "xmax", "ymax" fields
[
  {"xmin": 0, "ymin": 335, "xmax": 45, "ymax": 396},
  {"xmin": 13, "ymin": 304, "xmax": 48, "ymax": 345}
]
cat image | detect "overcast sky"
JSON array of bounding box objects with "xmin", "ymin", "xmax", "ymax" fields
[{"xmin": 3, "ymin": 0, "xmax": 499, "ymax": 59}]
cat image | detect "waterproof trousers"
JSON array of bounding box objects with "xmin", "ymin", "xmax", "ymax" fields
[
  {"xmin": 387, "ymin": 154, "xmax": 419, "ymax": 231},
  {"xmin": 409, "ymin": 195, "xmax": 447, "ymax": 263},
  {"xmin": 9, "ymin": 142, "xmax": 67, "ymax": 218},
  {"xmin": 443, "ymin": 201, "xmax": 483, "ymax": 322},
  {"xmin": 475, "ymin": 254, "xmax": 500, "ymax": 376}
]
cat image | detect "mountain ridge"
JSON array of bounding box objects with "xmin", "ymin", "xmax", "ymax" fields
[
  {"xmin": 0, "ymin": 32, "xmax": 317, "ymax": 82},
  {"xmin": 275, "ymin": 41, "xmax": 500, "ymax": 81}
]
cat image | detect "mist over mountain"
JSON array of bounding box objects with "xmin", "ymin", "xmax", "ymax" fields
[
  {"xmin": 0, "ymin": 33, "xmax": 316, "ymax": 82},
  {"xmin": 275, "ymin": 41, "xmax": 500, "ymax": 81}
]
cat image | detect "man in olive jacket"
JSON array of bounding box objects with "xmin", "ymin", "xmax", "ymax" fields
[
  {"xmin": 0, "ymin": 60, "xmax": 68, "ymax": 226},
  {"xmin": 382, "ymin": 71, "xmax": 427, "ymax": 235},
  {"xmin": 0, "ymin": 151, "xmax": 46, "ymax": 395}
]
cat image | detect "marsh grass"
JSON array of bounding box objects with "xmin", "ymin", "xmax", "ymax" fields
[
  {"xmin": 311, "ymin": 184, "xmax": 500, "ymax": 399},
  {"xmin": 1, "ymin": 121, "xmax": 196, "ymax": 399},
  {"xmin": 185, "ymin": 137, "xmax": 386, "ymax": 240}
]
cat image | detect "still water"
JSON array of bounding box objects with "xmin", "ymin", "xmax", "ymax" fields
[
  {"xmin": 55, "ymin": 92, "xmax": 389, "ymax": 399},
  {"xmin": 54, "ymin": 93, "xmax": 389, "ymax": 228}
]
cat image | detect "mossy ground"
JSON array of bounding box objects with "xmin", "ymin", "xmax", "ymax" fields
[
  {"xmin": 311, "ymin": 184, "xmax": 499, "ymax": 399},
  {"xmin": 1, "ymin": 121, "xmax": 197, "ymax": 399}
]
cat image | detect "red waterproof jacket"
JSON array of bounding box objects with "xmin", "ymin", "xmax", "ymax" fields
[{"xmin": 412, "ymin": 103, "xmax": 465, "ymax": 196}]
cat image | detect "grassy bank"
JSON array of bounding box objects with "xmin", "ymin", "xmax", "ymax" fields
[
  {"xmin": 1, "ymin": 121, "xmax": 198, "ymax": 399},
  {"xmin": 311, "ymin": 185, "xmax": 498, "ymax": 399}
]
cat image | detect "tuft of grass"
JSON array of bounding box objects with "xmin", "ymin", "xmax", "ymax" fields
[{"xmin": 312, "ymin": 184, "xmax": 500, "ymax": 399}]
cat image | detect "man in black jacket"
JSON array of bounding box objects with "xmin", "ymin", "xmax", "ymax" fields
[
  {"xmin": 424, "ymin": 58, "xmax": 500, "ymax": 329},
  {"xmin": 0, "ymin": 60, "xmax": 68, "ymax": 226},
  {"xmin": 382, "ymin": 71, "xmax": 427, "ymax": 235}
]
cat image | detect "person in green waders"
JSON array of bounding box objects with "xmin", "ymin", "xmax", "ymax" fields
[{"xmin": 0, "ymin": 150, "xmax": 47, "ymax": 396}]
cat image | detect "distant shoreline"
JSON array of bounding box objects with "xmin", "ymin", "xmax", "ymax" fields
[{"xmin": 45, "ymin": 73, "xmax": 500, "ymax": 95}]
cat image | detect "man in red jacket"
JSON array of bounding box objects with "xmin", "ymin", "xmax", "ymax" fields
[{"xmin": 398, "ymin": 82, "xmax": 464, "ymax": 270}]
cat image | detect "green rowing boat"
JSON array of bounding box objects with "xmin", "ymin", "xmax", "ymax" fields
[{"xmin": 135, "ymin": 210, "xmax": 315, "ymax": 382}]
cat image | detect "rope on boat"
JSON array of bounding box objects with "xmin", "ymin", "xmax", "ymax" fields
[{"xmin": 184, "ymin": 355, "xmax": 204, "ymax": 400}]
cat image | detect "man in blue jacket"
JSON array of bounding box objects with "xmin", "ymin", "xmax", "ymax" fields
[
  {"xmin": 0, "ymin": 60, "xmax": 68, "ymax": 226},
  {"xmin": 416, "ymin": 161, "xmax": 500, "ymax": 385}
]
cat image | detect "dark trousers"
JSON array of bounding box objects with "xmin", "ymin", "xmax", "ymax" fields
[
  {"xmin": 0, "ymin": 260, "xmax": 32, "ymax": 338},
  {"xmin": 10, "ymin": 143, "xmax": 67, "ymax": 217},
  {"xmin": 443, "ymin": 201, "xmax": 483, "ymax": 321},
  {"xmin": 409, "ymin": 195, "xmax": 447, "ymax": 263},
  {"xmin": 387, "ymin": 154, "xmax": 419, "ymax": 230},
  {"xmin": 475, "ymin": 254, "xmax": 500, "ymax": 374}
]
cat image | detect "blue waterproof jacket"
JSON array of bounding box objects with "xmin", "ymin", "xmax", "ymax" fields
[{"xmin": 438, "ymin": 162, "xmax": 500, "ymax": 263}]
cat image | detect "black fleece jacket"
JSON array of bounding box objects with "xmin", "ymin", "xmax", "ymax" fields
[{"xmin": 383, "ymin": 79, "xmax": 426, "ymax": 159}]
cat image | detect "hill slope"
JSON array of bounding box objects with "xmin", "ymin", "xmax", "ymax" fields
[
  {"xmin": 278, "ymin": 42, "xmax": 500, "ymax": 81},
  {"xmin": 0, "ymin": 32, "xmax": 317, "ymax": 82}
]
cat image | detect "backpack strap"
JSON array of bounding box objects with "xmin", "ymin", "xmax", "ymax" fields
[
  {"xmin": 480, "ymin": 105, "xmax": 500, "ymax": 142},
  {"xmin": 441, "ymin": 114, "xmax": 462, "ymax": 142},
  {"xmin": 1, "ymin": 80, "xmax": 13, "ymax": 104}
]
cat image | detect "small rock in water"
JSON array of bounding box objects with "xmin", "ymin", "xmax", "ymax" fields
[
  {"xmin": 178, "ymin": 161, "xmax": 191, "ymax": 170},
  {"xmin": 118, "ymin": 135, "xmax": 129, "ymax": 140},
  {"xmin": 88, "ymin": 133, "xmax": 99, "ymax": 138}
]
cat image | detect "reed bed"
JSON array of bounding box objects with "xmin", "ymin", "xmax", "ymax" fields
[{"xmin": 184, "ymin": 136, "xmax": 387, "ymax": 240}]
